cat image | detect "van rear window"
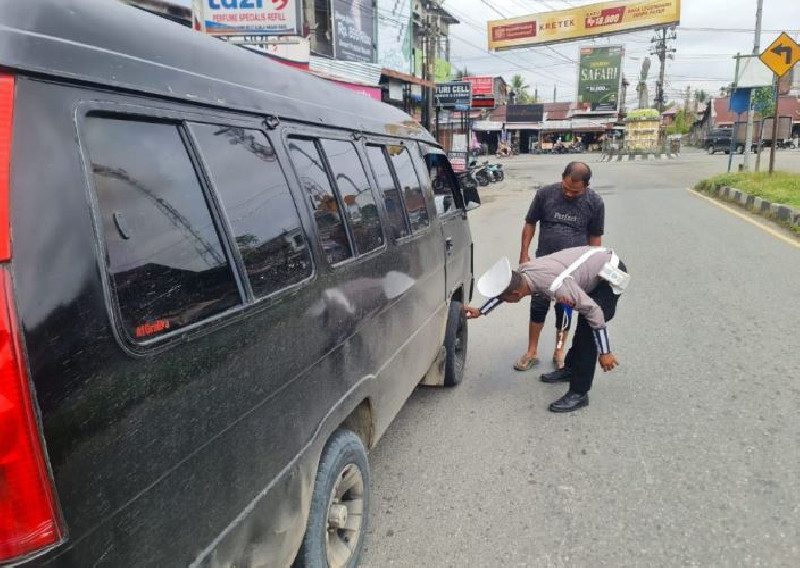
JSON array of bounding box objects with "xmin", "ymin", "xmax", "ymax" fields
[
  {"xmin": 83, "ymin": 117, "xmax": 241, "ymax": 340},
  {"xmin": 190, "ymin": 124, "xmax": 313, "ymax": 298}
]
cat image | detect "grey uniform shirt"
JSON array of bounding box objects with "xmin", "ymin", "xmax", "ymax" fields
[
  {"xmin": 526, "ymin": 183, "xmax": 605, "ymax": 257},
  {"xmin": 518, "ymin": 246, "xmax": 615, "ymax": 330}
]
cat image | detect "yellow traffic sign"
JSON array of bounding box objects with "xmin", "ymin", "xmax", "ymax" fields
[{"xmin": 759, "ymin": 32, "xmax": 800, "ymax": 77}]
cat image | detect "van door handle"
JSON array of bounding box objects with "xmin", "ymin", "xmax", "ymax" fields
[{"xmin": 445, "ymin": 237, "xmax": 454, "ymax": 253}]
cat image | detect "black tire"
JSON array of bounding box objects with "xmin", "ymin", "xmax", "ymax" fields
[
  {"xmin": 296, "ymin": 430, "xmax": 369, "ymax": 568},
  {"xmin": 496, "ymin": 171, "xmax": 504, "ymax": 181},
  {"xmin": 476, "ymin": 172, "xmax": 489, "ymax": 187},
  {"xmin": 443, "ymin": 300, "xmax": 468, "ymax": 387},
  {"xmin": 736, "ymin": 145, "xmax": 744, "ymax": 154},
  {"xmin": 706, "ymin": 145, "xmax": 715, "ymax": 155}
]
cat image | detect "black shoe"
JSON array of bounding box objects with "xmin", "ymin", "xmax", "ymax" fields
[
  {"xmin": 540, "ymin": 368, "xmax": 572, "ymax": 383},
  {"xmin": 548, "ymin": 391, "xmax": 589, "ymax": 413}
]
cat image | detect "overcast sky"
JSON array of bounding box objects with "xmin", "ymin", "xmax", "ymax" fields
[
  {"xmin": 443, "ymin": 0, "xmax": 800, "ymax": 107},
  {"xmin": 175, "ymin": 0, "xmax": 799, "ymax": 106}
]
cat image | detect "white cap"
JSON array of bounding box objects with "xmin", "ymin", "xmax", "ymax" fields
[{"xmin": 477, "ymin": 257, "xmax": 512, "ymax": 298}]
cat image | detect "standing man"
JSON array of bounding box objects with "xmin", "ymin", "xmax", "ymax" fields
[
  {"xmin": 465, "ymin": 246, "xmax": 630, "ymax": 412},
  {"xmin": 514, "ymin": 162, "xmax": 605, "ymax": 372}
]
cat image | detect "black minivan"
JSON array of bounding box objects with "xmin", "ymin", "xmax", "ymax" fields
[{"xmin": 0, "ymin": 1, "xmax": 477, "ymax": 566}]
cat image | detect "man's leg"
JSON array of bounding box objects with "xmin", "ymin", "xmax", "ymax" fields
[
  {"xmin": 515, "ymin": 294, "xmax": 549, "ymax": 370},
  {"xmin": 567, "ymin": 283, "xmax": 619, "ymax": 395},
  {"xmin": 550, "ymin": 283, "xmax": 620, "ymax": 411}
]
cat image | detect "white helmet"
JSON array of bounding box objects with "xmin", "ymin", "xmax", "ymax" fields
[{"xmin": 477, "ymin": 257, "xmax": 512, "ymax": 298}]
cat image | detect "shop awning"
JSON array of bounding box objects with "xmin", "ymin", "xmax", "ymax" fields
[
  {"xmin": 472, "ymin": 120, "xmax": 504, "ymax": 131},
  {"xmin": 381, "ymin": 68, "xmax": 434, "ymax": 88}
]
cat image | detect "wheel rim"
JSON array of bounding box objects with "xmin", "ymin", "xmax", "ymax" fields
[{"xmin": 326, "ymin": 463, "xmax": 365, "ymax": 568}]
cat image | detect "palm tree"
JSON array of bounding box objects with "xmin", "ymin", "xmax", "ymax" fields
[
  {"xmin": 509, "ymin": 73, "xmax": 532, "ymax": 104},
  {"xmin": 454, "ymin": 67, "xmax": 471, "ymax": 80}
]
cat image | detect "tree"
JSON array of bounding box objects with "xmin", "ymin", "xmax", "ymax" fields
[
  {"xmin": 509, "ymin": 73, "xmax": 532, "ymax": 104},
  {"xmin": 454, "ymin": 67, "xmax": 471, "ymax": 80},
  {"xmin": 666, "ymin": 109, "xmax": 692, "ymax": 136},
  {"xmin": 694, "ymin": 89, "xmax": 708, "ymax": 104}
]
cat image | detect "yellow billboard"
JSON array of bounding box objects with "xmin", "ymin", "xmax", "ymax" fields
[{"xmin": 488, "ymin": 0, "xmax": 680, "ymax": 51}]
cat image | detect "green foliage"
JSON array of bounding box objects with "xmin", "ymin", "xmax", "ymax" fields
[
  {"xmin": 627, "ymin": 108, "xmax": 660, "ymax": 121},
  {"xmin": 695, "ymin": 171, "xmax": 800, "ymax": 209},
  {"xmin": 509, "ymin": 73, "xmax": 534, "ymax": 104},
  {"xmin": 666, "ymin": 109, "xmax": 693, "ymax": 136},
  {"xmin": 695, "ymin": 89, "xmax": 708, "ymax": 103}
]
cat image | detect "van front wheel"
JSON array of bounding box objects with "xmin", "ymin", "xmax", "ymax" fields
[
  {"xmin": 443, "ymin": 300, "xmax": 468, "ymax": 387},
  {"xmin": 297, "ymin": 430, "xmax": 369, "ymax": 568}
]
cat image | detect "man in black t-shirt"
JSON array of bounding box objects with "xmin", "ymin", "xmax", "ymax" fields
[{"xmin": 514, "ymin": 162, "xmax": 605, "ymax": 372}]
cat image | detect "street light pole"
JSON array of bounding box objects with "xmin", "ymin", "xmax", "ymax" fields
[{"xmin": 743, "ymin": 0, "xmax": 763, "ymax": 171}]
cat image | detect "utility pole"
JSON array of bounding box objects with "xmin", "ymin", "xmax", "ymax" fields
[
  {"xmin": 553, "ymin": 84, "xmax": 556, "ymax": 103},
  {"xmin": 651, "ymin": 27, "xmax": 676, "ymax": 113},
  {"xmin": 422, "ymin": 12, "xmax": 438, "ymax": 133},
  {"xmin": 743, "ymin": 0, "xmax": 763, "ymax": 171}
]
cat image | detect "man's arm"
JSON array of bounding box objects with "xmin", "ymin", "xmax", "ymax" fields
[
  {"xmin": 587, "ymin": 198, "xmax": 605, "ymax": 246},
  {"xmin": 520, "ymin": 223, "xmax": 536, "ymax": 264},
  {"xmin": 588, "ymin": 234, "xmax": 602, "ymax": 247}
]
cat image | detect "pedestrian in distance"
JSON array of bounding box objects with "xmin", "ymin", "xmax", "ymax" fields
[
  {"xmin": 515, "ymin": 161, "xmax": 605, "ymax": 372},
  {"xmin": 464, "ymin": 246, "xmax": 630, "ymax": 413}
]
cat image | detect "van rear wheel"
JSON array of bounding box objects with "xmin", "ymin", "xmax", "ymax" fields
[
  {"xmin": 706, "ymin": 145, "xmax": 715, "ymax": 155},
  {"xmin": 297, "ymin": 430, "xmax": 369, "ymax": 568},
  {"xmin": 443, "ymin": 300, "xmax": 468, "ymax": 387}
]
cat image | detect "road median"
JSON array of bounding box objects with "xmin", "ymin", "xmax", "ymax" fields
[{"xmin": 694, "ymin": 171, "xmax": 800, "ymax": 234}]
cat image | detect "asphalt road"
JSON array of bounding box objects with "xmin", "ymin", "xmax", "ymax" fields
[{"xmin": 360, "ymin": 149, "xmax": 800, "ymax": 567}]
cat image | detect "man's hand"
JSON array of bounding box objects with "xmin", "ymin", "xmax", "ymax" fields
[
  {"xmin": 598, "ymin": 353, "xmax": 618, "ymax": 372},
  {"xmin": 462, "ymin": 305, "xmax": 482, "ymax": 319}
]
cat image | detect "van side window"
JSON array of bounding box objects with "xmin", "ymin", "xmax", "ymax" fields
[
  {"xmin": 190, "ymin": 125, "xmax": 313, "ymax": 298},
  {"xmin": 319, "ymin": 139, "xmax": 384, "ymax": 254},
  {"xmin": 387, "ymin": 145, "xmax": 429, "ymax": 232},
  {"xmin": 287, "ymin": 138, "xmax": 354, "ymax": 265},
  {"xmin": 365, "ymin": 145, "xmax": 410, "ymax": 240},
  {"xmin": 83, "ymin": 117, "xmax": 241, "ymax": 340},
  {"xmin": 422, "ymin": 153, "xmax": 460, "ymax": 216}
]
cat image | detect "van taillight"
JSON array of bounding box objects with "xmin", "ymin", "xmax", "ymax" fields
[{"xmin": 0, "ymin": 74, "xmax": 63, "ymax": 562}]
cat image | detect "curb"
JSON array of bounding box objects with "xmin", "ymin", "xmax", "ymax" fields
[{"xmin": 702, "ymin": 185, "xmax": 800, "ymax": 229}]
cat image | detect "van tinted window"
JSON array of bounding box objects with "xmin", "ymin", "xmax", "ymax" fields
[
  {"xmin": 388, "ymin": 145, "xmax": 429, "ymax": 232},
  {"xmin": 320, "ymin": 140, "xmax": 384, "ymax": 254},
  {"xmin": 83, "ymin": 117, "xmax": 240, "ymax": 340},
  {"xmin": 287, "ymin": 138, "xmax": 354, "ymax": 265},
  {"xmin": 366, "ymin": 145, "xmax": 410, "ymax": 240},
  {"xmin": 191, "ymin": 125, "xmax": 313, "ymax": 297}
]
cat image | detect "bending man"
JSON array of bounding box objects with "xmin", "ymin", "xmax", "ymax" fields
[{"xmin": 465, "ymin": 246, "xmax": 629, "ymax": 413}]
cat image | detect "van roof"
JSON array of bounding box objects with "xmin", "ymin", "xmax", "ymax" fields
[{"xmin": 0, "ymin": 0, "xmax": 433, "ymax": 142}]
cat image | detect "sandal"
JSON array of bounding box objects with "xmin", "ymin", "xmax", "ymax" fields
[{"xmin": 513, "ymin": 354, "xmax": 540, "ymax": 371}]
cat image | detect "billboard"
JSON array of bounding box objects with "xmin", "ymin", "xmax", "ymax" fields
[
  {"xmin": 377, "ymin": 0, "xmax": 412, "ymax": 73},
  {"xmin": 194, "ymin": 0, "xmax": 301, "ymax": 37},
  {"xmin": 333, "ymin": 0, "xmax": 375, "ymax": 63},
  {"xmin": 507, "ymin": 104, "xmax": 545, "ymax": 123},
  {"xmin": 463, "ymin": 76, "xmax": 494, "ymax": 96},
  {"xmin": 577, "ymin": 45, "xmax": 624, "ymax": 112},
  {"xmin": 435, "ymin": 82, "xmax": 472, "ymax": 111},
  {"xmin": 488, "ymin": 0, "xmax": 680, "ymax": 50}
]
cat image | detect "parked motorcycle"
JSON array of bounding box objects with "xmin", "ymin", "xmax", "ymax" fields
[
  {"xmin": 468, "ymin": 159, "xmax": 491, "ymax": 187},
  {"xmin": 487, "ymin": 162, "xmax": 504, "ymax": 182}
]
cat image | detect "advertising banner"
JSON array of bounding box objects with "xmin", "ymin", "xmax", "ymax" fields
[
  {"xmin": 435, "ymin": 82, "xmax": 472, "ymax": 110},
  {"xmin": 377, "ymin": 0, "xmax": 412, "ymax": 73},
  {"xmin": 333, "ymin": 0, "xmax": 375, "ymax": 63},
  {"xmin": 463, "ymin": 76, "xmax": 494, "ymax": 96},
  {"xmin": 194, "ymin": 0, "xmax": 301, "ymax": 37},
  {"xmin": 488, "ymin": 0, "xmax": 680, "ymax": 50},
  {"xmin": 507, "ymin": 104, "xmax": 545, "ymax": 123},
  {"xmin": 577, "ymin": 45, "xmax": 623, "ymax": 112}
]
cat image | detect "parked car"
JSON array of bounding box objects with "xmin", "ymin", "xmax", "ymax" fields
[
  {"xmin": 0, "ymin": 1, "xmax": 480, "ymax": 566},
  {"xmin": 703, "ymin": 128, "xmax": 733, "ymax": 154}
]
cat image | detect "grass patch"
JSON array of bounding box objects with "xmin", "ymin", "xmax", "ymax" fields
[{"xmin": 694, "ymin": 171, "xmax": 800, "ymax": 208}]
